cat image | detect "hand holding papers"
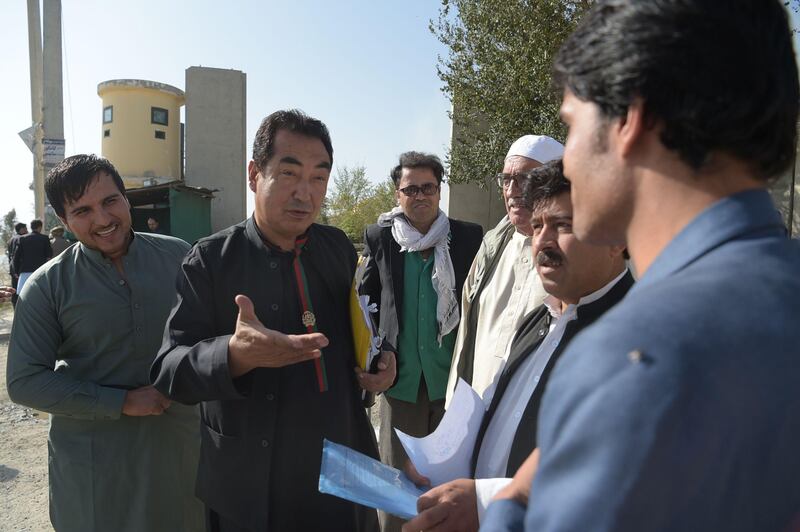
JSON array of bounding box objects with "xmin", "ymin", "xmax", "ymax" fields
[
  {"xmin": 396, "ymin": 378, "xmax": 485, "ymax": 487},
  {"xmin": 318, "ymin": 439, "xmax": 424, "ymax": 519}
]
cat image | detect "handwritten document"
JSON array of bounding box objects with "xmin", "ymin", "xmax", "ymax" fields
[
  {"xmin": 318, "ymin": 439, "xmax": 424, "ymax": 519},
  {"xmin": 396, "ymin": 378, "xmax": 485, "ymax": 486}
]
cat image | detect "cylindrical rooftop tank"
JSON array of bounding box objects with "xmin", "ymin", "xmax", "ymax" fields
[{"xmin": 97, "ymin": 79, "xmax": 185, "ymax": 188}]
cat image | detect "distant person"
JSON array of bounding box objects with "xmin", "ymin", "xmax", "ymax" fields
[
  {"xmin": 7, "ymin": 154, "xmax": 203, "ymax": 531},
  {"xmin": 482, "ymin": 0, "xmax": 800, "ymax": 530},
  {"xmin": 6, "ymin": 222, "xmax": 27, "ymax": 306},
  {"xmin": 49, "ymin": 226, "xmax": 71, "ymax": 256},
  {"xmin": 12, "ymin": 219, "xmax": 51, "ymax": 294},
  {"xmin": 360, "ymin": 151, "xmax": 482, "ymax": 532},
  {"xmin": 147, "ymin": 217, "xmax": 163, "ymax": 234},
  {"xmin": 446, "ymin": 135, "xmax": 563, "ymax": 405}
]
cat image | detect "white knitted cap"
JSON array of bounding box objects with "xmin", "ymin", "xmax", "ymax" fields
[{"xmin": 505, "ymin": 135, "xmax": 564, "ymax": 163}]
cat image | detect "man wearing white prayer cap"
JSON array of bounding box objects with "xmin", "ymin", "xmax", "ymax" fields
[{"xmin": 445, "ymin": 134, "xmax": 563, "ymax": 406}]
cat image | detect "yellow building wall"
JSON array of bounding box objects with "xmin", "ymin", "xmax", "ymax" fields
[{"xmin": 98, "ymin": 82, "xmax": 184, "ymax": 186}]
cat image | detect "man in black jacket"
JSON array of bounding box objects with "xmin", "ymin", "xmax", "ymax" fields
[
  {"xmin": 6, "ymin": 222, "xmax": 27, "ymax": 306},
  {"xmin": 151, "ymin": 110, "xmax": 390, "ymax": 532},
  {"xmin": 13, "ymin": 219, "xmax": 52, "ymax": 295},
  {"xmin": 360, "ymin": 151, "xmax": 482, "ymax": 532},
  {"xmin": 402, "ymin": 159, "xmax": 631, "ymax": 532}
]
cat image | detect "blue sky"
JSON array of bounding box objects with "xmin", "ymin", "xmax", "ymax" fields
[
  {"xmin": 2, "ymin": 2, "xmax": 799, "ymax": 226},
  {"xmin": 0, "ymin": 0, "xmax": 454, "ymax": 223}
]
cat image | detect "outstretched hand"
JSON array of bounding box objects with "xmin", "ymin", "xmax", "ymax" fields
[{"xmin": 227, "ymin": 294, "xmax": 329, "ymax": 377}]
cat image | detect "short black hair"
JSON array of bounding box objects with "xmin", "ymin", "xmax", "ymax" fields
[
  {"xmin": 521, "ymin": 159, "xmax": 569, "ymax": 211},
  {"xmin": 553, "ymin": 0, "xmax": 799, "ymax": 180},
  {"xmin": 252, "ymin": 109, "xmax": 333, "ymax": 171},
  {"xmin": 14, "ymin": 223, "xmax": 26, "ymax": 234},
  {"xmin": 390, "ymin": 152, "xmax": 445, "ymax": 186},
  {"xmin": 30, "ymin": 219, "xmax": 43, "ymax": 231},
  {"xmin": 45, "ymin": 154, "xmax": 126, "ymax": 218}
]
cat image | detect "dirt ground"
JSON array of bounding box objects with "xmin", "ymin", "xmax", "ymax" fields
[{"xmin": 0, "ymin": 302, "xmax": 52, "ymax": 532}]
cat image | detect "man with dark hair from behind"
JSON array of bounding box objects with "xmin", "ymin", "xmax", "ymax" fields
[
  {"xmin": 483, "ymin": 1, "xmax": 800, "ymax": 531},
  {"xmin": 7, "ymin": 154, "xmax": 203, "ymax": 531},
  {"xmin": 6, "ymin": 222, "xmax": 27, "ymax": 306},
  {"xmin": 151, "ymin": 109, "xmax": 384, "ymax": 532},
  {"xmin": 12, "ymin": 218, "xmax": 52, "ymax": 295}
]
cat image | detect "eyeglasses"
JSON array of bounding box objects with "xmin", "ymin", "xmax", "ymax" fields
[
  {"xmin": 494, "ymin": 173, "xmax": 529, "ymax": 189},
  {"xmin": 398, "ymin": 183, "xmax": 440, "ymax": 197}
]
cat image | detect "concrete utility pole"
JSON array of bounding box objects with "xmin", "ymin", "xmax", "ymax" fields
[{"xmin": 23, "ymin": 0, "xmax": 64, "ymax": 220}]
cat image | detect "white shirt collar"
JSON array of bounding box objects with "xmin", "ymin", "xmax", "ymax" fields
[{"xmin": 544, "ymin": 268, "xmax": 628, "ymax": 319}]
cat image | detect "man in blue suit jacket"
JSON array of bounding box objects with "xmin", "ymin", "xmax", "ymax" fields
[{"xmin": 481, "ymin": 1, "xmax": 800, "ymax": 531}]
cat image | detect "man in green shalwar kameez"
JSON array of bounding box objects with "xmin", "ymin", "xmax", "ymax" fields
[{"xmin": 6, "ymin": 154, "xmax": 204, "ymax": 532}]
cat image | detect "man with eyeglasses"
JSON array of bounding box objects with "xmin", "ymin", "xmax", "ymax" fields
[
  {"xmin": 445, "ymin": 135, "xmax": 563, "ymax": 406},
  {"xmin": 360, "ymin": 151, "xmax": 483, "ymax": 532}
]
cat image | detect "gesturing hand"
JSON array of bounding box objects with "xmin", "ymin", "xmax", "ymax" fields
[
  {"xmin": 227, "ymin": 294, "xmax": 329, "ymax": 377},
  {"xmin": 122, "ymin": 385, "xmax": 171, "ymax": 416},
  {"xmin": 354, "ymin": 350, "xmax": 396, "ymax": 393}
]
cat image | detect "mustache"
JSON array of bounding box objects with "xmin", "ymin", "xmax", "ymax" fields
[
  {"xmin": 286, "ymin": 201, "xmax": 312, "ymax": 213},
  {"xmin": 536, "ymin": 249, "xmax": 564, "ymax": 268}
]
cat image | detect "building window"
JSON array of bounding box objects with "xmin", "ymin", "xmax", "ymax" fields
[
  {"xmin": 104, "ymin": 129, "xmax": 111, "ymax": 138},
  {"xmin": 151, "ymin": 107, "xmax": 168, "ymax": 126},
  {"xmin": 103, "ymin": 106, "xmax": 113, "ymax": 124},
  {"xmin": 155, "ymin": 130, "xmax": 166, "ymax": 140}
]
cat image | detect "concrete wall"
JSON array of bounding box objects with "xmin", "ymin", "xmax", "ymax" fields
[
  {"xmin": 447, "ymin": 181, "xmax": 506, "ymax": 232},
  {"xmin": 184, "ymin": 66, "xmax": 247, "ymax": 233},
  {"xmin": 444, "ymin": 97, "xmax": 507, "ymax": 232},
  {"xmin": 98, "ymin": 79, "xmax": 184, "ymax": 186}
]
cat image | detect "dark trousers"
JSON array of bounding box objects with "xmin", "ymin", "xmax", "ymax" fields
[{"xmin": 377, "ymin": 379, "xmax": 445, "ymax": 532}]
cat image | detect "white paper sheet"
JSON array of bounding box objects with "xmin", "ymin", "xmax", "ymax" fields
[{"xmin": 395, "ymin": 378, "xmax": 485, "ymax": 486}]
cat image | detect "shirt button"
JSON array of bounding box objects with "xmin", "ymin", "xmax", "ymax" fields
[
  {"xmin": 261, "ymin": 439, "xmax": 269, "ymax": 448},
  {"xmin": 269, "ymin": 261, "xmax": 277, "ymax": 269},
  {"xmin": 534, "ymin": 375, "xmax": 540, "ymax": 383},
  {"xmin": 118, "ymin": 279, "xmax": 126, "ymax": 286},
  {"xmin": 266, "ymin": 393, "xmax": 275, "ymax": 401},
  {"xmin": 271, "ymin": 303, "xmax": 279, "ymax": 311},
  {"xmin": 538, "ymin": 329, "xmax": 546, "ymax": 336},
  {"xmin": 136, "ymin": 325, "xmax": 143, "ymax": 332},
  {"xmin": 522, "ymin": 258, "xmax": 529, "ymax": 264},
  {"xmin": 134, "ymin": 303, "xmax": 141, "ymax": 309}
]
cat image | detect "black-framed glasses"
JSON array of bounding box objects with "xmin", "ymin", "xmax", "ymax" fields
[
  {"xmin": 494, "ymin": 173, "xmax": 530, "ymax": 189},
  {"xmin": 398, "ymin": 183, "xmax": 440, "ymax": 197}
]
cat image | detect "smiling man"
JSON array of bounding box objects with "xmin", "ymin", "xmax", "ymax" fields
[
  {"xmin": 6, "ymin": 154, "xmax": 203, "ymax": 532},
  {"xmin": 151, "ymin": 109, "xmax": 385, "ymax": 532},
  {"xmin": 483, "ymin": 1, "xmax": 800, "ymax": 530},
  {"xmin": 360, "ymin": 151, "xmax": 482, "ymax": 532}
]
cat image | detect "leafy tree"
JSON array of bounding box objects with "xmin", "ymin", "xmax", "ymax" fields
[
  {"xmin": 326, "ymin": 166, "xmax": 397, "ymax": 243},
  {"xmin": 1, "ymin": 209, "xmax": 18, "ymax": 250},
  {"xmin": 431, "ymin": 0, "xmax": 593, "ymax": 184}
]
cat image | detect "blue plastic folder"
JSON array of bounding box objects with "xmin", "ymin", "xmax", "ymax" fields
[{"xmin": 318, "ymin": 439, "xmax": 424, "ymax": 520}]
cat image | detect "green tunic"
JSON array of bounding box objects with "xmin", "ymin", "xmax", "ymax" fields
[{"xmin": 6, "ymin": 232, "xmax": 203, "ymax": 532}]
